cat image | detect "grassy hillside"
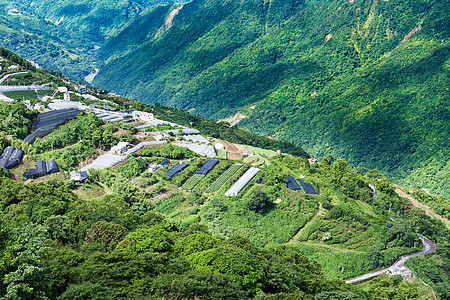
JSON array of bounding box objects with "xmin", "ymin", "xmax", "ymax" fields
[{"xmin": 94, "ymin": 0, "xmax": 449, "ymax": 198}]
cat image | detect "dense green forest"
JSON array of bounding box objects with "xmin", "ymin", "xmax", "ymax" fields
[
  {"xmin": 0, "ymin": 0, "xmax": 176, "ymax": 79},
  {"xmin": 93, "ymin": 0, "xmax": 449, "ymax": 199}
]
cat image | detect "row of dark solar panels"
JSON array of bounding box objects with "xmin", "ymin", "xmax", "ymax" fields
[
  {"xmin": 0, "ymin": 146, "xmax": 24, "ymax": 171},
  {"xmin": 287, "ymin": 176, "xmax": 318, "ymax": 194},
  {"xmin": 23, "ymin": 160, "xmax": 59, "ymax": 179},
  {"xmin": 24, "ymin": 108, "xmax": 82, "ymax": 144},
  {"xmin": 164, "ymin": 159, "xmax": 220, "ymax": 179}
]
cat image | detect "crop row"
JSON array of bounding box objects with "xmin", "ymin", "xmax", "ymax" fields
[
  {"xmin": 205, "ymin": 164, "xmax": 242, "ymax": 193},
  {"xmin": 181, "ymin": 174, "xmax": 205, "ymax": 190}
]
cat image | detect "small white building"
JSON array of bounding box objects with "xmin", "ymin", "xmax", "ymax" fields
[
  {"xmin": 139, "ymin": 112, "xmax": 154, "ymax": 122},
  {"xmin": 70, "ymin": 170, "xmax": 89, "ymax": 182},
  {"xmin": 64, "ymin": 92, "xmax": 71, "ymax": 101},
  {"xmin": 58, "ymin": 87, "xmax": 68, "ymax": 93},
  {"xmin": 387, "ymin": 265, "xmax": 413, "ymax": 277},
  {"xmin": 111, "ymin": 142, "xmax": 131, "ymax": 154},
  {"xmin": 214, "ymin": 143, "xmax": 225, "ymax": 150}
]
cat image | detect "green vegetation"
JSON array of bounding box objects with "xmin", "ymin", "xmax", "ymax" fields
[
  {"xmin": 206, "ymin": 164, "xmax": 242, "ymax": 193},
  {"xmin": 182, "ymin": 173, "xmax": 205, "ymax": 190},
  {"xmin": 94, "ymin": 0, "xmax": 449, "ymax": 200},
  {"xmin": 3, "ymin": 90, "xmax": 53, "ymax": 101},
  {"xmin": 137, "ymin": 103, "xmax": 309, "ymax": 157},
  {"xmin": 0, "ymin": 48, "xmax": 448, "ymax": 298},
  {"xmin": 0, "ymin": 101, "xmax": 36, "ymax": 139},
  {"xmin": 0, "ymin": 0, "xmax": 175, "ymax": 79}
]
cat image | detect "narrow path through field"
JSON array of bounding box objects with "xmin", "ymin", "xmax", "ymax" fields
[
  {"xmin": 297, "ymin": 241, "xmax": 364, "ymax": 253},
  {"xmin": 288, "ymin": 202, "xmax": 325, "ymax": 243},
  {"xmin": 395, "ymin": 185, "xmax": 450, "ymax": 226}
]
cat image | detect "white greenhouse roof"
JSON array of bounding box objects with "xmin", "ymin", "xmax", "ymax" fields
[{"xmin": 225, "ymin": 167, "xmax": 259, "ymax": 196}]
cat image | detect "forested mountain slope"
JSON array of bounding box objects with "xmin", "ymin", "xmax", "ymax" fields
[
  {"xmin": 94, "ymin": 0, "xmax": 449, "ymax": 198},
  {"xmin": 0, "ymin": 0, "xmax": 176, "ymax": 78},
  {"xmin": 14, "ymin": 0, "xmax": 174, "ymax": 45}
]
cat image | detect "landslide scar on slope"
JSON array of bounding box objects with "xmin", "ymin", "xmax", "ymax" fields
[{"xmin": 154, "ymin": 4, "xmax": 185, "ymax": 39}]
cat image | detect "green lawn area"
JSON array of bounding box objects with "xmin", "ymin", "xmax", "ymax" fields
[
  {"xmin": 217, "ymin": 150, "xmax": 227, "ymax": 159},
  {"xmin": 3, "ymin": 89, "xmax": 53, "ymax": 100},
  {"xmin": 238, "ymin": 144, "xmax": 276, "ymax": 166}
]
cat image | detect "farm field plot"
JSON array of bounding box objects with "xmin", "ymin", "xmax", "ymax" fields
[
  {"xmin": 239, "ymin": 144, "xmax": 276, "ymax": 166},
  {"xmin": 206, "ymin": 164, "xmax": 242, "ymax": 193},
  {"xmin": 219, "ymin": 139, "xmax": 242, "ymax": 160},
  {"xmin": 3, "ymin": 89, "xmax": 53, "ymax": 100},
  {"xmin": 353, "ymin": 200, "xmax": 378, "ymax": 218},
  {"xmin": 182, "ymin": 174, "xmax": 205, "ymax": 190}
]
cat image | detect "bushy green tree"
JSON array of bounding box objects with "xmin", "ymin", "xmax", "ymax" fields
[{"xmin": 248, "ymin": 190, "xmax": 273, "ymax": 213}]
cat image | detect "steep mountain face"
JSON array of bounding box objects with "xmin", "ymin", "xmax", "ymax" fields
[
  {"xmin": 97, "ymin": 4, "xmax": 183, "ymax": 62},
  {"xmin": 94, "ymin": 0, "xmax": 449, "ymax": 198},
  {"xmin": 13, "ymin": 0, "xmax": 174, "ymax": 45},
  {"xmin": 0, "ymin": 0, "xmax": 175, "ymax": 78}
]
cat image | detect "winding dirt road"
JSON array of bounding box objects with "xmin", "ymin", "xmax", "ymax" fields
[{"xmin": 395, "ymin": 185, "xmax": 450, "ymax": 225}]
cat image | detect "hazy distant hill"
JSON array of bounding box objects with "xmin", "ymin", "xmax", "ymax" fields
[{"xmin": 93, "ymin": 0, "xmax": 449, "ymax": 198}]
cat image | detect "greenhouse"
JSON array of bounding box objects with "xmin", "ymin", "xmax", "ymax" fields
[
  {"xmin": 0, "ymin": 146, "xmax": 24, "ymax": 170},
  {"xmin": 225, "ymin": 167, "xmax": 259, "ymax": 196},
  {"xmin": 196, "ymin": 160, "xmax": 219, "ymax": 175},
  {"xmin": 297, "ymin": 179, "xmax": 318, "ymax": 194},
  {"xmin": 23, "ymin": 160, "xmax": 59, "ymax": 179},
  {"xmin": 165, "ymin": 162, "xmax": 189, "ymax": 179},
  {"xmin": 24, "ymin": 108, "xmax": 82, "ymax": 144},
  {"xmin": 287, "ymin": 176, "xmax": 301, "ymax": 190}
]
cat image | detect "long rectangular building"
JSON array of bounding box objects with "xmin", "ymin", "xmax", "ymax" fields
[
  {"xmin": 225, "ymin": 167, "xmax": 259, "ymax": 196},
  {"xmin": 165, "ymin": 162, "xmax": 189, "ymax": 179}
]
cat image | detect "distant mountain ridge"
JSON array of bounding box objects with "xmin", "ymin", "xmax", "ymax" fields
[{"xmin": 93, "ymin": 0, "xmax": 449, "ymax": 198}]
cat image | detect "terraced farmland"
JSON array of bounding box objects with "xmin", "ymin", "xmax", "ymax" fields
[
  {"xmin": 206, "ymin": 164, "xmax": 242, "ymax": 193},
  {"xmin": 182, "ymin": 174, "xmax": 205, "ymax": 190}
]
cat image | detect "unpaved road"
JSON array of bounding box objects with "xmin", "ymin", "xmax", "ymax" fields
[{"xmin": 395, "ymin": 185, "xmax": 450, "ymax": 224}]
